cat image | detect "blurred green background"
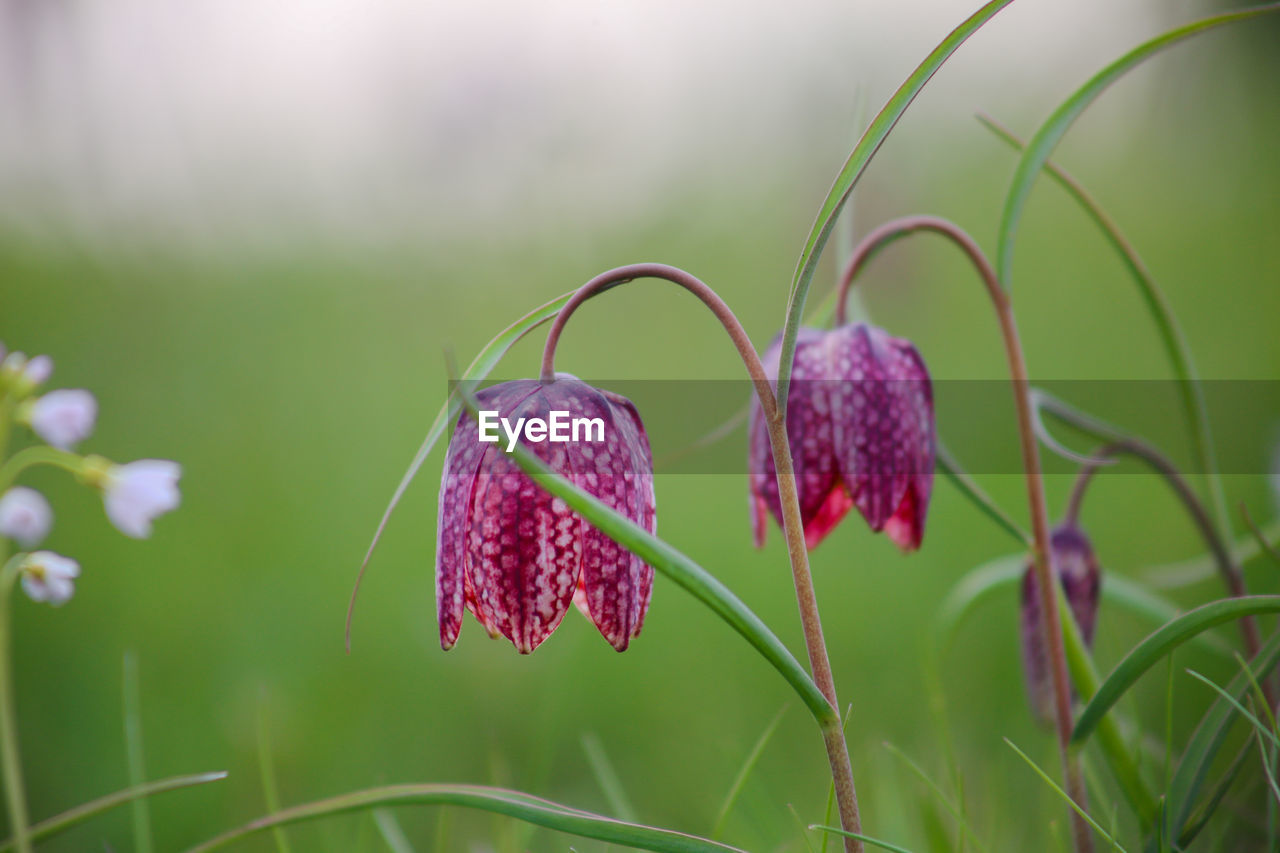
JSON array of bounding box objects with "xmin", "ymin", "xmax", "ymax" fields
[{"xmin": 1, "ymin": 4, "xmax": 1279, "ymax": 851}]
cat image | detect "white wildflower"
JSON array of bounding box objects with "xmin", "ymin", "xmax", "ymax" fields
[{"xmin": 0, "ymin": 488, "xmax": 53, "ymax": 548}]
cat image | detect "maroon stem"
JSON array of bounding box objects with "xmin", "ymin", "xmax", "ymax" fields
[
  {"xmin": 838, "ymin": 218, "xmax": 1094, "ymax": 853},
  {"xmin": 542, "ymin": 263, "xmax": 864, "ymax": 853}
]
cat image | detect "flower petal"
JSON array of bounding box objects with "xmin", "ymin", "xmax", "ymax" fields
[{"xmin": 435, "ymin": 409, "xmax": 488, "ymax": 649}]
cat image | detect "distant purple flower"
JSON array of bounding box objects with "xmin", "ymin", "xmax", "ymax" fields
[
  {"xmin": 0, "ymin": 487, "xmax": 53, "ymax": 547},
  {"xmin": 18, "ymin": 551, "xmax": 80, "ymax": 606},
  {"xmin": 103, "ymin": 460, "xmax": 182, "ymax": 539},
  {"xmin": 29, "ymin": 389, "xmax": 97, "ymax": 450},
  {"xmin": 749, "ymin": 324, "xmax": 935, "ymax": 551},
  {"xmin": 1020, "ymin": 523, "xmax": 1102, "ymax": 726},
  {"xmin": 437, "ymin": 377, "xmax": 655, "ymax": 653}
]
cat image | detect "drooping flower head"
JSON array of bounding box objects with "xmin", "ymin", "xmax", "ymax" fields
[
  {"xmin": 27, "ymin": 389, "xmax": 97, "ymax": 450},
  {"xmin": 18, "ymin": 551, "xmax": 80, "ymax": 606},
  {"xmin": 1020, "ymin": 523, "xmax": 1102, "ymax": 726},
  {"xmin": 749, "ymin": 324, "xmax": 935, "ymax": 552},
  {"xmin": 437, "ymin": 376, "xmax": 655, "ymax": 653},
  {"xmin": 0, "ymin": 487, "xmax": 53, "ymax": 548},
  {"xmin": 100, "ymin": 459, "xmax": 183, "ymax": 539}
]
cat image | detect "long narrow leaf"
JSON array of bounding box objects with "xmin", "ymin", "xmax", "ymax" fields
[
  {"xmin": 122, "ymin": 652, "xmax": 153, "ymax": 853},
  {"xmin": 184, "ymin": 784, "xmax": 746, "ymax": 853},
  {"xmin": 1073, "ymin": 596, "xmax": 1280, "ymax": 743},
  {"xmin": 346, "ymin": 290, "xmax": 574, "ymax": 650},
  {"xmin": 581, "ymin": 733, "xmax": 639, "ymax": 824},
  {"xmin": 1165, "ymin": 629, "xmax": 1280, "ymax": 843},
  {"xmin": 978, "ymin": 113, "xmax": 1226, "ymax": 532},
  {"xmin": 0, "ymin": 772, "xmax": 227, "ymax": 852},
  {"xmin": 712, "ymin": 705, "xmax": 788, "ymax": 838},
  {"xmin": 776, "ymin": 0, "xmax": 1017, "ymax": 415},
  {"xmin": 810, "ymin": 826, "xmax": 915, "ymax": 853},
  {"xmin": 995, "ymin": 3, "xmax": 1280, "ymax": 288},
  {"xmin": 453, "ymin": 382, "xmax": 835, "ymax": 726},
  {"xmin": 1004, "ymin": 739, "xmax": 1129, "ymax": 852},
  {"xmin": 937, "ymin": 443, "xmax": 1030, "ymax": 547}
]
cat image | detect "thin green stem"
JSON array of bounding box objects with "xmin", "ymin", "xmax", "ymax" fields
[
  {"xmin": 0, "ymin": 446, "xmax": 86, "ymax": 493},
  {"xmin": 540, "ymin": 264, "xmax": 862, "ymax": 852},
  {"xmin": 838, "ymin": 216, "xmax": 1093, "ymax": 853},
  {"xmin": 0, "ymin": 556, "xmax": 31, "ymax": 853},
  {"xmin": 123, "ymin": 652, "xmax": 154, "ymax": 853}
]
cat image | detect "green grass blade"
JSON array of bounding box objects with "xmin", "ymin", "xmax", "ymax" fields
[
  {"xmin": 1163, "ymin": 629, "xmax": 1280, "ymax": 840},
  {"xmin": 1003, "ymin": 738, "xmax": 1129, "ymax": 852},
  {"xmin": 1171, "ymin": 739, "xmax": 1251, "ymax": 848},
  {"xmin": 183, "ymin": 784, "xmax": 747, "ymax": 853},
  {"xmin": 775, "ymin": 0, "xmax": 1017, "ymax": 416},
  {"xmin": 372, "ymin": 809, "xmax": 416, "ymax": 853},
  {"xmin": 809, "ymin": 825, "xmax": 916, "ymax": 853},
  {"xmin": 978, "ymin": 113, "xmax": 1227, "ymax": 534},
  {"xmin": 882, "ymin": 742, "xmax": 991, "ymax": 853},
  {"xmin": 995, "ymin": 3, "xmax": 1280, "ymax": 289},
  {"xmin": 346, "ymin": 290, "xmax": 574, "ymax": 650},
  {"xmin": 0, "ymin": 772, "xmax": 227, "ymax": 852},
  {"xmin": 257, "ymin": 696, "xmax": 293, "ymax": 853},
  {"xmin": 581, "ymin": 733, "xmax": 639, "ymax": 824},
  {"xmin": 711, "ymin": 705, "xmax": 788, "ymax": 839},
  {"xmin": 1073, "ymin": 596, "xmax": 1280, "ymax": 743},
  {"xmin": 937, "ymin": 443, "xmax": 1030, "ymax": 547},
  {"xmin": 122, "ymin": 652, "xmax": 153, "ymax": 853},
  {"xmin": 1184, "ymin": 669, "xmax": 1280, "ymax": 751},
  {"xmin": 453, "ymin": 382, "xmax": 834, "ymax": 726}
]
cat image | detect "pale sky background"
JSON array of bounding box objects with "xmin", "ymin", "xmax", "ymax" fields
[{"xmin": 0, "ymin": 0, "xmax": 1204, "ymax": 246}]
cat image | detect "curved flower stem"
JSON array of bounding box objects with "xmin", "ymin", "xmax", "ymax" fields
[
  {"xmin": 0, "ymin": 553, "xmax": 32, "ymax": 853},
  {"xmin": 541, "ymin": 263, "xmax": 863, "ymax": 853},
  {"xmin": 836, "ymin": 218, "xmax": 1093, "ymax": 853},
  {"xmin": 0, "ymin": 446, "xmax": 86, "ymax": 493},
  {"xmin": 1064, "ymin": 439, "xmax": 1269, "ymax": 706}
]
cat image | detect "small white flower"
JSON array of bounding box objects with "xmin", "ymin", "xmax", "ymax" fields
[
  {"xmin": 0, "ymin": 488, "xmax": 53, "ymax": 547},
  {"xmin": 21, "ymin": 354, "xmax": 52, "ymax": 386},
  {"xmin": 104, "ymin": 460, "xmax": 182, "ymax": 539},
  {"xmin": 29, "ymin": 389, "xmax": 97, "ymax": 450},
  {"xmin": 18, "ymin": 551, "xmax": 80, "ymax": 606}
]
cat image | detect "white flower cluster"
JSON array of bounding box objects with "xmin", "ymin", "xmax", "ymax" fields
[{"xmin": 0, "ymin": 340, "xmax": 181, "ymax": 607}]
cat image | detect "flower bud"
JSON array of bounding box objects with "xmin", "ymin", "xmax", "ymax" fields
[
  {"xmin": 18, "ymin": 551, "xmax": 80, "ymax": 606},
  {"xmin": 0, "ymin": 488, "xmax": 53, "ymax": 547},
  {"xmin": 27, "ymin": 389, "xmax": 97, "ymax": 450},
  {"xmin": 1020, "ymin": 523, "xmax": 1101, "ymax": 726}
]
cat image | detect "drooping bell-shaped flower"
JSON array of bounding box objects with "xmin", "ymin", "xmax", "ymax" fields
[
  {"xmin": 1020, "ymin": 523, "xmax": 1102, "ymax": 726},
  {"xmin": 748, "ymin": 324, "xmax": 935, "ymax": 552},
  {"xmin": 437, "ymin": 376, "xmax": 656, "ymax": 654}
]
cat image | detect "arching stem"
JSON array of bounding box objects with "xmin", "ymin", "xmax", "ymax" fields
[
  {"xmin": 542, "ymin": 263, "xmax": 863, "ymax": 853},
  {"xmin": 837, "ymin": 219, "xmax": 1093, "ymax": 853}
]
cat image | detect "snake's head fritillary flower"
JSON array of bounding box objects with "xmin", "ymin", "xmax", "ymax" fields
[
  {"xmin": 101, "ymin": 459, "xmax": 182, "ymax": 539},
  {"xmin": 748, "ymin": 324, "xmax": 935, "ymax": 552},
  {"xmin": 17, "ymin": 551, "xmax": 80, "ymax": 606},
  {"xmin": 27, "ymin": 389, "xmax": 97, "ymax": 450},
  {"xmin": 0, "ymin": 487, "xmax": 53, "ymax": 548},
  {"xmin": 1020, "ymin": 523, "xmax": 1102, "ymax": 726},
  {"xmin": 437, "ymin": 376, "xmax": 655, "ymax": 654}
]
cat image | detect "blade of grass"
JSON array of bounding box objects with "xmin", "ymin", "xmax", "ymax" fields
[
  {"xmin": 257, "ymin": 695, "xmax": 293, "ymax": 853},
  {"xmin": 1164, "ymin": 628, "xmax": 1280, "ymax": 842},
  {"xmin": 881, "ymin": 742, "xmax": 990, "ymax": 853},
  {"xmin": 788, "ymin": 805, "xmax": 818, "ymax": 853},
  {"xmin": 452, "ymin": 381, "xmax": 835, "ymax": 727},
  {"xmin": 1003, "ymin": 739, "xmax": 1128, "ymax": 852},
  {"xmin": 372, "ymin": 809, "xmax": 416, "ymax": 853},
  {"xmin": 0, "ymin": 772, "xmax": 227, "ymax": 852},
  {"xmin": 712, "ymin": 705, "xmax": 788, "ymax": 839},
  {"xmin": 937, "ymin": 443, "xmax": 1031, "ymax": 547},
  {"xmin": 346, "ymin": 289, "xmax": 575, "ymax": 651},
  {"xmin": 978, "ymin": 112, "xmax": 1226, "ymax": 537},
  {"xmin": 122, "ymin": 652, "xmax": 152, "ymax": 853},
  {"xmin": 1184, "ymin": 669, "xmax": 1280, "ymax": 751},
  {"xmin": 185, "ymin": 784, "xmax": 746, "ymax": 853},
  {"xmin": 996, "ymin": 2, "xmax": 1280, "ymax": 288},
  {"xmin": 776, "ymin": 0, "xmax": 1017, "ymax": 416},
  {"xmin": 809, "ymin": 826, "xmax": 915, "ymax": 853},
  {"xmin": 581, "ymin": 733, "xmax": 638, "ymax": 824},
  {"xmin": 1073, "ymin": 596, "xmax": 1280, "ymax": 743}
]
